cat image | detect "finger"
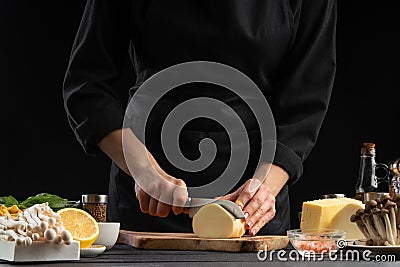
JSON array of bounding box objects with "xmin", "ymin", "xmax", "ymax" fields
[
  {"xmin": 217, "ymin": 191, "xmax": 240, "ymax": 202},
  {"xmin": 136, "ymin": 188, "xmax": 150, "ymax": 214},
  {"xmin": 182, "ymin": 209, "xmax": 189, "ymax": 214},
  {"xmin": 218, "ymin": 183, "xmax": 246, "ymax": 206},
  {"xmin": 235, "ymin": 179, "xmax": 261, "ymax": 210},
  {"xmin": 134, "ymin": 183, "xmax": 141, "ymax": 197},
  {"xmin": 246, "ymin": 192, "xmax": 275, "ymax": 232},
  {"xmin": 249, "ymin": 206, "xmax": 276, "ymax": 236},
  {"xmin": 242, "ymin": 183, "xmax": 270, "ymax": 224},
  {"xmin": 146, "ymin": 182, "xmax": 160, "ymax": 216},
  {"xmin": 156, "ymin": 201, "xmax": 171, "ymax": 218},
  {"xmin": 155, "ymin": 181, "xmax": 174, "ymax": 218},
  {"xmin": 172, "ymin": 179, "xmax": 188, "ymax": 215},
  {"xmin": 148, "ymin": 197, "xmax": 158, "ymax": 216}
]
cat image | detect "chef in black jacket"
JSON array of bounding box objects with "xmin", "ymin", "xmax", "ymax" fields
[{"xmin": 63, "ymin": 1, "xmax": 336, "ymax": 236}]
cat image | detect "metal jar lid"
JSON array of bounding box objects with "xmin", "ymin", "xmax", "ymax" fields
[
  {"xmin": 322, "ymin": 193, "xmax": 346, "ymax": 199},
  {"xmin": 81, "ymin": 194, "xmax": 108, "ymax": 204}
]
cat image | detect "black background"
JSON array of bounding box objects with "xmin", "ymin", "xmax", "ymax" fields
[{"xmin": 1, "ymin": 1, "xmax": 399, "ymax": 228}]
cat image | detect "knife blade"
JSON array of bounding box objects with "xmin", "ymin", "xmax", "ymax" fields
[{"xmin": 185, "ymin": 197, "xmax": 245, "ymax": 219}]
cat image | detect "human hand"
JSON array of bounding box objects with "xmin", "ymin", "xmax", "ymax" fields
[
  {"xmin": 98, "ymin": 128, "xmax": 189, "ymax": 218},
  {"xmin": 134, "ymin": 168, "xmax": 188, "ymax": 218},
  {"xmin": 219, "ymin": 178, "xmax": 275, "ymax": 236}
]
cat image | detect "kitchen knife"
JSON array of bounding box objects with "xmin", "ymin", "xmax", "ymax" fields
[{"xmin": 185, "ymin": 197, "xmax": 245, "ymax": 219}]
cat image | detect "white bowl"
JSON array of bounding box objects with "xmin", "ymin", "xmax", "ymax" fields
[{"xmin": 93, "ymin": 222, "xmax": 120, "ymax": 249}]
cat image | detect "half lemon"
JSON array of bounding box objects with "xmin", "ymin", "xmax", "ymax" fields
[{"xmin": 57, "ymin": 208, "xmax": 99, "ymax": 248}]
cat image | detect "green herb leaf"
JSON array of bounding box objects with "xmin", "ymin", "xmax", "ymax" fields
[
  {"xmin": 19, "ymin": 193, "xmax": 68, "ymax": 211},
  {"xmin": 0, "ymin": 195, "xmax": 20, "ymax": 207}
]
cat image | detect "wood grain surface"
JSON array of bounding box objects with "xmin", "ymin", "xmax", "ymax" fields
[{"xmin": 117, "ymin": 230, "xmax": 289, "ymax": 252}]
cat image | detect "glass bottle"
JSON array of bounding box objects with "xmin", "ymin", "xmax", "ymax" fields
[{"xmin": 355, "ymin": 143, "xmax": 389, "ymax": 200}]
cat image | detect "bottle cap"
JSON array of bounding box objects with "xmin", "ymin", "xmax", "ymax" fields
[
  {"xmin": 322, "ymin": 193, "xmax": 346, "ymax": 199},
  {"xmin": 81, "ymin": 194, "xmax": 108, "ymax": 204},
  {"xmin": 363, "ymin": 143, "xmax": 375, "ymax": 149},
  {"xmin": 361, "ymin": 142, "xmax": 376, "ymax": 155}
]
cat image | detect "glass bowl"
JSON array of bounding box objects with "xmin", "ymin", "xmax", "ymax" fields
[{"xmin": 287, "ymin": 229, "xmax": 346, "ymax": 256}]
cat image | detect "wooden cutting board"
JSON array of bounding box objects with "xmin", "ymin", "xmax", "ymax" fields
[{"xmin": 118, "ymin": 230, "xmax": 289, "ymax": 252}]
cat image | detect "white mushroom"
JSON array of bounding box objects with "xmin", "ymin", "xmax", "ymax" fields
[
  {"xmin": 52, "ymin": 226, "xmax": 60, "ymax": 234},
  {"xmin": 43, "ymin": 206, "xmax": 61, "ymax": 220},
  {"xmin": 27, "ymin": 207, "xmax": 42, "ymax": 225},
  {"xmin": 53, "ymin": 235, "xmax": 62, "ymax": 245},
  {"xmin": 40, "ymin": 221, "xmax": 49, "ymax": 232},
  {"xmin": 16, "ymin": 237, "xmax": 25, "ymax": 246},
  {"xmin": 17, "ymin": 213, "xmax": 29, "ymax": 224},
  {"xmin": 57, "ymin": 225, "xmax": 65, "ymax": 232},
  {"xmin": 48, "ymin": 217, "xmax": 56, "ymax": 227},
  {"xmin": 0, "ymin": 203, "xmax": 67, "ymax": 246},
  {"xmin": 23, "ymin": 210, "xmax": 38, "ymax": 225},
  {"xmin": 26, "ymin": 231, "xmax": 33, "ymax": 238},
  {"xmin": 37, "ymin": 211, "xmax": 50, "ymax": 222},
  {"xmin": 44, "ymin": 228, "xmax": 56, "ymax": 241},
  {"xmin": 17, "ymin": 227, "xmax": 27, "ymax": 237},
  {"xmin": 60, "ymin": 230, "xmax": 72, "ymax": 243},
  {"xmin": 6, "ymin": 229, "xmax": 19, "ymax": 241},
  {"xmin": 0, "ymin": 218, "xmax": 27, "ymax": 228},
  {"xmin": 26, "ymin": 224, "xmax": 33, "ymax": 232},
  {"xmin": 31, "ymin": 233, "xmax": 40, "ymax": 241},
  {"xmin": 24, "ymin": 236, "xmax": 32, "ymax": 246},
  {"xmin": 33, "ymin": 225, "xmax": 42, "ymax": 233}
]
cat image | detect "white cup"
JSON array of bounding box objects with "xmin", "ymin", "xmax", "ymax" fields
[{"xmin": 93, "ymin": 222, "xmax": 120, "ymax": 249}]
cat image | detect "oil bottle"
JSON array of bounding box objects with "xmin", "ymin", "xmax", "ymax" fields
[{"xmin": 355, "ymin": 143, "xmax": 389, "ymax": 200}]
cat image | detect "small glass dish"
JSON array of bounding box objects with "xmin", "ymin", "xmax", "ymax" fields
[{"xmin": 287, "ymin": 229, "xmax": 346, "ymax": 256}]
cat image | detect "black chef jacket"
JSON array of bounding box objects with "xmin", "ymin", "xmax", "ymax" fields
[{"xmin": 63, "ymin": 0, "xmax": 336, "ymax": 235}]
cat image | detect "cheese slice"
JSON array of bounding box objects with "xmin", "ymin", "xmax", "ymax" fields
[
  {"xmin": 192, "ymin": 203, "xmax": 246, "ymax": 238},
  {"xmin": 300, "ymin": 198, "xmax": 364, "ymax": 239},
  {"xmin": 330, "ymin": 203, "xmax": 365, "ymax": 240}
]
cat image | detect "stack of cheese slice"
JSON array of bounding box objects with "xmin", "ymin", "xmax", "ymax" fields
[{"xmin": 300, "ymin": 198, "xmax": 365, "ymax": 240}]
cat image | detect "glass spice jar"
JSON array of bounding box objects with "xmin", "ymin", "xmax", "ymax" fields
[{"xmin": 81, "ymin": 194, "xmax": 108, "ymax": 222}]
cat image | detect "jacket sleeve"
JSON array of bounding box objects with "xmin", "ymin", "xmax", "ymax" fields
[
  {"xmin": 271, "ymin": 0, "xmax": 337, "ymax": 185},
  {"xmin": 63, "ymin": 0, "xmax": 132, "ymax": 155}
]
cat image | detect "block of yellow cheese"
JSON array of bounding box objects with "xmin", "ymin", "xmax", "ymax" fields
[
  {"xmin": 300, "ymin": 198, "xmax": 364, "ymax": 240},
  {"xmin": 330, "ymin": 203, "xmax": 366, "ymax": 239},
  {"xmin": 192, "ymin": 203, "xmax": 246, "ymax": 238}
]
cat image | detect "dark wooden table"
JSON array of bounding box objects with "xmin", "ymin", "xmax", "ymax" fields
[{"xmin": 1, "ymin": 244, "xmax": 399, "ymax": 266}]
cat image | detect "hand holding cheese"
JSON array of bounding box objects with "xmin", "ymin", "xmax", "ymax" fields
[
  {"xmin": 192, "ymin": 203, "xmax": 246, "ymax": 238},
  {"xmin": 218, "ymin": 164, "xmax": 289, "ymax": 236}
]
